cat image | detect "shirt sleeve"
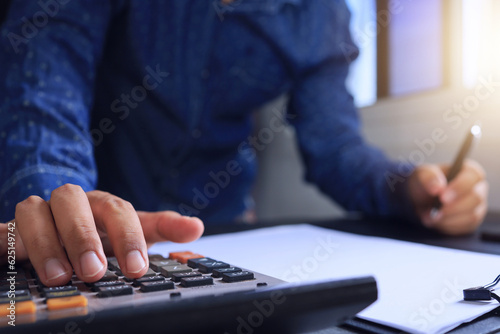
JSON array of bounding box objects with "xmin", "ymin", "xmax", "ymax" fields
[
  {"xmin": 287, "ymin": 2, "xmax": 417, "ymax": 222},
  {"xmin": 0, "ymin": 1, "xmax": 119, "ymax": 222}
]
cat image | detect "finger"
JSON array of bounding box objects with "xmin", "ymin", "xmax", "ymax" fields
[
  {"xmin": 49, "ymin": 184, "xmax": 107, "ymax": 282},
  {"xmin": 87, "ymin": 191, "xmax": 148, "ymax": 278},
  {"xmin": 137, "ymin": 211, "xmax": 204, "ymax": 246},
  {"xmin": 440, "ymin": 180, "xmax": 488, "ymax": 217},
  {"xmin": 433, "ymin": 201, "xmax": 487, "ymax": 235},
  {"xmin": 441, "ymin": 160, "xmax": 485, "ymax": 204},
  {"xmin": 413, "ymin": 164, "xmax": 448, "ymax": 197},
  {"xmin": 15, "ymin": 196, "xmax": 73, "ymax": 286}
]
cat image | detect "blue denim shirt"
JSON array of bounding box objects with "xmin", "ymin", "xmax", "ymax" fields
[{"xmin": 0, "ymin": 0, "xmax": 414, "ymax": 224}]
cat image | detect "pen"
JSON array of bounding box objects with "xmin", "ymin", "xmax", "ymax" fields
[{"xmin": 429, "ymin": 123, "xmax": 482, "ymax": 219}]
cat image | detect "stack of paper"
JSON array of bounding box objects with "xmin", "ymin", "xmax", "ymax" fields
[{"xmin": 150, "ymin": 224, "xmax": 500, "ymax": 333}]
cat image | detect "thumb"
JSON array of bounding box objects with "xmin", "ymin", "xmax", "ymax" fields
[{"xmin": 137, "ymin": 211, "xmax": 204, "ymax": 246}]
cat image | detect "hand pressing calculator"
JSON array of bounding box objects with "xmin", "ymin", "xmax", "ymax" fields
[{"xmin": 1, "ymin": 251, "xmax": 377, "ymax": 333}]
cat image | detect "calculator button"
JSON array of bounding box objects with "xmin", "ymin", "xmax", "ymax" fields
[
  {"xmin": 42, "ymin": 286, "xmax": 78, "ymax": 296},
  {"xmin": 178, "ymin": 253, "xmax": 204, "ymax": 264},
  {"xmin": 169, "ymin": 251, "xmax": 193, "ymax": 259},
  {"xmin": 45, "ymin": 289, "xmax": 81, "ymax": 299},
  {"xmin": 171, "ymin": 272, "xmax": 202, "ymax": 283},
  {"xmin": 37, "ymin": 280, "xmax": 72, "ymax": 292},
  {"xmin": 114, "ymin": 269, "xmax": 124, "ymax": 276},
  {"xmin": 212, "ymin": 267, "xmax": 242, "ymax": 278},
  {"xmin": 124, "ymin": 267, "xmax": 158, "ymax": 280},
  {"xmin": 107, "ymin": 258, "xmax": 120, "ymax": 271},
  {"xmin": 46, "ymin": 295, "xmax": 88, "ymax": 311},
  {"xmin": 148, "ymin": 254, "xmax": 168, "ymax": 261},
  {"xmin": 159, "ymin": 265, "xmax": 192, "ymax": 277},
  {"xmin": 91, "ymin": 280, "xmax": 125, "ymax": 291},
  {"xmin": 142, "ymin": 268, "xmax": 158, "ymax": 277},
  {"xmin": 139, "ymin": 280, "xmax": 175, "ymax": 292},
  {"xmin": 132, "ymin": 275, "xmax": 167, "ymax": 287},
  {"xmin": 198, "ymin": 261, "xmax": 230, "ymax": 274},
  {"xmin": 150, "ymin": 260, "xmax": 179, "ymax": 271},
  {"xmin": 170, "ymin": 251, "xmax": 204, "ymax": 264},
  {"xmin": 222, "ymin": 271, "xmax": 255, "ymax": 283},
  {"xmin": 180, "ymin": 276, "xmax": 214, "ymax": 287},
  {"xmin": 0, "ymin": 300, "xmax": 36, "ymax": 315},
  {"xmin": 100, "ymin": 270, "xmax": 119, "ymax": 281},
  {"xmin": 187, "ymin": 257, "xmax": 216, "ymax": 269},
  {"xmin": 97, "ymin": 285, "xmax": 133, "ymax": 298}
]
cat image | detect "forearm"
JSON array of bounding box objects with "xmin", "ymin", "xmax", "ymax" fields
[{"xmin": 289, "ymin": 62, "xmax": 417, "ymax": 221}]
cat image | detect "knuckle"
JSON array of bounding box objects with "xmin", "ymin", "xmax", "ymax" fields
[
  {"xmin": 28, "ymin": 233, "xmax": 55, "ymax": 253},
  {"xmin": 466, "ymin": 159, "xmax": 486, "ymax": 179},
  {"xmin": 16, "ymin": 195, "xmax": 45, "ymax": 212},
  {"xmin": 101, "ymin": 196, "xmax": 135, "ymax": 215},
  {"xmin": 51, "ymin": 183, "xmax": 83, "ymax": 199},
  {"xmin": 65, "ymin": 221, "xmax": 99, "ymax": 246},
  {"xmin": 16, "ymin": 195, "xmax": 45, "ymax": 207}
]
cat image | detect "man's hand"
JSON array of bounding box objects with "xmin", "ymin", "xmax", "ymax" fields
[
  {"xmin": 0, "ymin": 185, "xmax": 204, "ymax": 286},
  {"xmin": 408, "ymin": 160, "xmax": 488, "ymax": 235}
]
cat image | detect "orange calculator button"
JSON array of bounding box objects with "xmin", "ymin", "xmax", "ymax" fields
[
  {"xmin": 169, "ymin": 251, "xmax": 193, "ymax": 260},
  {"xmin": 178, "ymin": 253, "xmax": 205, "ymax": 264},
  {"xmin": 0, "ymin": 300, "xmax": 36, "ymax": 316},
  {"xmin": 47, "ymin": 295, "xmax": 88, "ymax": 311},
  {"xmin": 170, "ymin": 251, "xmax": 204, "ymax": 264}
]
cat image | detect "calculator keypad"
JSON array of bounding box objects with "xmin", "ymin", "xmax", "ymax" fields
[{"xmin": 1, "ymin": 251, "xmax": 260, "ymax": 325}]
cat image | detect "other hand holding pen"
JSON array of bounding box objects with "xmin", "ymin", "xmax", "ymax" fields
[{"xmin": 408, "ymin": 160, "xmax": 489, "ymax": 235}]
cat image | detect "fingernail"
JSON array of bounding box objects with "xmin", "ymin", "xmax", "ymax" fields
[
  {"xmin": 442, "ymin": 190, "xmax": 456, "ymax": 203},
  {"xmin": 45, "ymin": 258, "xmax": 68, "ymax": 281},
  {"xmin": 80, "ymin": 251, "xmax": 105, "ymax": 278},
  {"xmin": 126, "ymin": 250, "xmax": 146, "ymax": 274}
]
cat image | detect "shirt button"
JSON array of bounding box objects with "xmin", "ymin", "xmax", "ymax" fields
[{"xmin": 200, "ymin": 69, "xmax": 210, "ymax": 80}]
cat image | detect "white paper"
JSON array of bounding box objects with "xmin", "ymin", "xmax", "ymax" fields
[{"xmin": 149, "ymin": 224, "xmax": 500, "ymax": 334}]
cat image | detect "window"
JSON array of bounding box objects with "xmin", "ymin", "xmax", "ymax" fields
[{"xmin": 345, "ymin": 0, "xmax": 500, "ymax": 107}]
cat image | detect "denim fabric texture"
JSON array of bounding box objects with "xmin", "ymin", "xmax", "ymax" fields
[{"xmin": 0, "ymin": 0, "xmax": 414, "ymax": 224}]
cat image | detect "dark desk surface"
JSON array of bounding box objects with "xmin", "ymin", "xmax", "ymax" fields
[{"xmin": 204, "ymin": 212, "xmax": 500, "ymax": 334}]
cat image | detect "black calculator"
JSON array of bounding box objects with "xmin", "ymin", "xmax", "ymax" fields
[{"xmin": 1, "ymin": 251, "xmax": 377, "ymax": 333}]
